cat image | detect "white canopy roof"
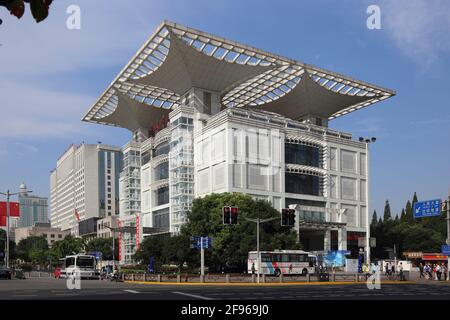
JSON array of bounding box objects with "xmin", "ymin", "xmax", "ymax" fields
[{"xmin": 83, "ymin": 20, "xmax": 395, "ymax": 131}]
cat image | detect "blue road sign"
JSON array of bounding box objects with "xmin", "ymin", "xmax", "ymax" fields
[
  {"xmin": 442, "ymin": 245, "xmax": 450, "ymax": 256},
  {"xmin": 190, "ymin": 236, "xmax": 212, "ymax": 249},
  {"xmin": 413, "ymin": 199, "xmax": 442, "ymax": 219}
]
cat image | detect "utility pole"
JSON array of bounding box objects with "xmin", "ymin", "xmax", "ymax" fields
[
  {"xmin": 359, "ymin": 137, "xmax": 376, "ymax": 266},
  {"xmin": 446, "ymin": 195, "xmax": 450, "ymax": 281},
  {"xmin": 245, "ymin": 217, "xmax": 278, "ymax": 284},
  {"xmin": 1, "ymin": 189, "xmax": 29, "ymax": 269},
  {"xmin": 200, "ymin": 237, "xmax": 205, "ymax": 277}
]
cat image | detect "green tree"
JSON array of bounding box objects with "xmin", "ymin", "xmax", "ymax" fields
[
  {"xmin": 48, "ymin": 235, "xmax": 84, "ymax": 260},
  {"xmin": 383, "ymin": 200, "xmax": 392, "ymax": 222},
  {"xmin": 0, "ymin": 0, "xmax": 53, "ymax": 25},
  {"xmin": 16, "ymin": 236, "xmax": 48, "ymax": 263},
  {"xmin": 405, "ymin": 200, "xmax": 413, "ymax": 223},
  {"xmin": 85, "ymin": 237, "xmax": 118, "ymax": 261}
]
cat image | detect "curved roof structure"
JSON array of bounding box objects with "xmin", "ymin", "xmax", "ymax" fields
[{"xmin": 83, "ymin": 20, "xmax": 395, "ymax": 131}]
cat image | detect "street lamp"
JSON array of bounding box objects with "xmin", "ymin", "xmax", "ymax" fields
[
  {"xmin": 104, "ymin": 225, "xmax": 117, "ymax": 272},
  {"xmin": 358, "ymin": 137, "xmax": 376, "ymax": 266},
  {"xmin": 0, "ymin": 189, "xmax": 32, "ymax": 268},
  {"xmin": 245, "ymin": 217, "xmax": 279, "ymax": 284}
]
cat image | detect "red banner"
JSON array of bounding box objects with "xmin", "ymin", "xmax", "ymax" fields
[
  {"xmin": 136, "ymin": 215, "xmax": 140, "ymax": 250},
  {"xmin": 0, "ymin": 216, "xmax": 6, "ymax": 227},
  {"xmin": 423, "ymin": 254, "xmax": 448, "ymax": 261},
  {"xmin": 0, "ymin": 202, "xmax": 20, "ymax": 217},
  {"xmin": 118, "ymin": 220, "xmax": 122, "ymax": 262}
]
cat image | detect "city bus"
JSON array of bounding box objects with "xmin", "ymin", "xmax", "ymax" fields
[
  {"xmin": 248, "ymin": 250, "xmax": 317, "ymax": 276},
  {"xmin": 61, "ymin": 254, "xmax": 99, "ymax": 280}
]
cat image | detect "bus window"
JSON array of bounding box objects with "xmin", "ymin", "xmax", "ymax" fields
[
  {"xmin": 261, "ymin": 253, "xmax": 271, "ymax": 262},
  {"xmin": 289, "ymin": 254, "xmax": 301, "ymax": 262},
  {"xmin": 77, "ymin": 257, "xmax": 95, "ymax": 268},
  {"xmin": 272, "ymin": 254, "xmax": 281, "ymax": 262},
  {"xmin": 299, "ymin": 254, "xmax": 308, "ymax": 262},
  {"xmin": 65, "ymin": 257, "xmax": 75, "ymax": 268},
  {"xmin": 281, "ymin": 254, "xmax": 289, "ymax": 263}
]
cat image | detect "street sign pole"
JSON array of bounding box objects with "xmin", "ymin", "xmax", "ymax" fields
[
  {"xmin": 200, "ymin": 237, "xmax": 205, "ymax": 277},
  {"xmin": 5, "ymin": 190, "xmax": 10, "ymax": 269},
  {"xmin": 257, "ymin": 218, "xmax": 260, "ymax": 284}
]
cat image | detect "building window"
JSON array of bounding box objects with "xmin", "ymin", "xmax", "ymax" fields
[
  {"xmin": 341, "ymin": 177, "xmax": 357, "ymax": 201},
  {"xmin": 156, "ymin": 187, "xmax": 169, "ymax": 206},
  {"xmin": 154, "ymin": 162, "xmax": 169, "ymax": 181},
  {"xmin": 341, "ymin": 150, "xmax": 356, "ymax": 173},
  {"xmin": 285, "ymin": 173, "xmax": 322, "ymax": 196},
  {"xmin": 285, "ymin": 143, "xmax": 321, "ymax": 168}
]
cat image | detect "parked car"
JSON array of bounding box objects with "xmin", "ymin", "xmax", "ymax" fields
[
  {"xmin": 14, "ymin": 269, "xmax": 26, "ymax": 279},
  {"xmin": 0, "ymin": 268, "xmax": 12, "ymax": 280}
]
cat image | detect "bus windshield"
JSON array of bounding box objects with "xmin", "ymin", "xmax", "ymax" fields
[{"xmin": 77, "ymin": 257, "xmax": 95, "ymax": 268}]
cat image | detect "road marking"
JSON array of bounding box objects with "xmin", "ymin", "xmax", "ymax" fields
[
  {"xmin": 55, "ymin": 293, "xmax": 80, "ymax": 296},
  {"xmin": 124, "ymin": 290, "xmax": 140, "ymax": 294},
  {"xmin": 12, "ymin": 294, "xmax": 37, "ymax": 298},
  {"xmin": 172, "ymin": 291, "xmax": 213, "ymax": 300}
]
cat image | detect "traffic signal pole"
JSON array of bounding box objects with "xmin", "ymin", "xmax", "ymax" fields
[
  {"xmin": 201, "ymin": 238, "xmax": 205, "ymax": 277},
  {"xmin": 245, "ymin": 217, "xmax": 278, "ymax": 284}
]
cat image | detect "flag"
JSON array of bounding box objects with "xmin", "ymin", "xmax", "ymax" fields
[{"xmin": 74, "ymin": 209, "xmax": 80, "ymax": 222}]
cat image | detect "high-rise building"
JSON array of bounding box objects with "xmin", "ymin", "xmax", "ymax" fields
[
  {"xmin": 18, "ymin": 183, "xmax": 48, "ymax": 228},
  {"xmin": 50, "ymin": 143, "xmax": 122, "ymax": 232},
  {"xmin": 82, "ymin": 21, "xmax": 395, "ymax": 263}
]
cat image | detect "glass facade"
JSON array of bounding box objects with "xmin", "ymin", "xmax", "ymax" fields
[
  {"xmin": 153, "ymin": 208, "xmax": 170, "ymax": 228},
  {"xmin": 156, "ymin": 186, "xmax": 169, "ymax": 206},
  {"xmin": 285, "ymin": 143, "xmax": 321, "ymax": 167},
  {"xmin": 18, "ymin": 196, "xmax": 48, "ymax": 227},
  {"xmin": 285, "ymin": 173, "xmax": 322, "ymax": 196},
  {"xmin": 154, "ymin": 162, "xmax": 169, "ymax": 181}
]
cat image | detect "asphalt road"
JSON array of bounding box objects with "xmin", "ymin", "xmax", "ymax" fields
[{"xmin": 1, "ymin": 277, "xmax": 450, "ymax": 300}]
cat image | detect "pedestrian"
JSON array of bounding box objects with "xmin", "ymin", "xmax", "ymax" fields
[
  {"xmin": 391, "ymin": 264, "xmax": 396, "ymax": 275},
  {"xmin": 385, "ymin": 262, "xmax": 390, "ymax": 276},
  {"xmin": 436, "ymin": 263, "xmax": 442, "ymax": 281},
  {"xmin": 419, "ymin": 263, "xmax": 424, "ymax": 279},
  {"xmin": 251, "ymin": 262, "xmax": 256, "ymax": 275},
  {"xmin": 443, "ymin": 263, "xmax": 448, "ymax": 281},
  {"xmin": 398, "ymin": 262, "xmax": 405, "ymax": 281},
  {"xmin": 362, "ymin": 264, "xmax": 370, "ymax": 280}
]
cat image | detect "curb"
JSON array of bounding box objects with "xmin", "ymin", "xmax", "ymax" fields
[{"xmin": 125, "ymin": 280, "xmax": 416, "ymax": 287}]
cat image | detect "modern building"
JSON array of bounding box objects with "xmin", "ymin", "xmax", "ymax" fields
[
  {"xmin": 15, "ymin": 222, "xmax": 71, "ymax": 247},
  {"xmin": 82, "ymin": 21, "xmax": 395, "ymax": 263},
  {"xmin": 97, "ymin": 216, "xmax": 119, "ymax": 239},
  {"xmin": 18, "ymin": 183, "xmax": 48, "ymax": 228},
  {"xmin": 78, "ymin": 217, "xmax": 101, "ymax": 241},
  {"xmin": 50, "ymin": 143, "xmax": 122, "ymax": 232}
]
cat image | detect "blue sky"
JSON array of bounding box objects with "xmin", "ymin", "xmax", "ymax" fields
[{"xmin": 0, "ymin": 0, "xmax": 449, "ymax": 218}]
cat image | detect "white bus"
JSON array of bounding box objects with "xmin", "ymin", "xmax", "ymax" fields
[
  {"xmin": 248, "ymin": 250, "xmax": 317, "ymax": 276},
  {"xmin": 61, "ymin": 254, "xmax": 99, "ymax": 280}
]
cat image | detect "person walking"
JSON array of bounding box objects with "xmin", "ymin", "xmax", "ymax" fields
[
  {"xmin": 442, "ymin": 263, "xmax": 448, "ymax": 281},
  {"xmin": 398, "ymin": 262, "xmax": 404, "ymax": 281},
  {"xmin": 419, "ymin": 263, "xmax": 424, "ymax": 279},
  {"xmin": 362, "ymin": 264, "xmax": 370, "ymax": 280},
  {"xmin": 385, "ymin": 262, "xmax": 390, "ymax": 276},
  {"xmin": 436, "ymin": 263, "xmax": 442, "ymax": 281}
]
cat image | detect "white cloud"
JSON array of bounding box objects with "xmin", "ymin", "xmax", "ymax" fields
[
  {"xmin": 379, "ymin": 0, "xmax": 450, "ymax": 69},
  {"xmin": 0, "ymin": 80, "xmax": 93, "ymax": 138}
]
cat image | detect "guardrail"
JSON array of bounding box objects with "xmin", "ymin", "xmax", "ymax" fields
[{"xmin": 122, "ymin": 272, "xmax": 399, "ymax": 284}]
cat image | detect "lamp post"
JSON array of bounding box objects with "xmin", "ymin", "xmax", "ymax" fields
[
  {"xmin": 245, "ymin": 217, "xmax": 278, "ymax": 284},
  {"xmin": 358, "ymin": 137, "xmax": 376, "ymax": 266},
  {"xmin": 104, "ymin": 225, "xmax": 116, "ymax": 272},
  {"xmin": 0, "ymin": 189, "xmax": 32, "ymax": 268}
]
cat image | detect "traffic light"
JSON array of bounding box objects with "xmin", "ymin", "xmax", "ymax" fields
[
  {"xmin": 288, "ymin": 209, "xmax": 296, "ymax": 226},
  {"xmin": 223, "ymin": 206, "xmax": 231, "ymax": 225},
  {"xmin": 281, "ymin": 208, "xmax": 296, "ymax": 226},
  {"xmin": 281, "ymin": 209, "xmax": 289, "ymax": 226},
  {"xmin": 230, "ymin": 207, "xmax": 238, "ymax": 225}
]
